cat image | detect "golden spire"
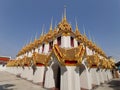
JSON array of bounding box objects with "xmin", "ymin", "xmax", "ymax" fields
[
  {"xmin": 63, "ymin": 5, "xmax": 67, "ymax": 21},
  {"xmin": 35, "ymin": 32, "xmax": 37, "ymax": 40},
  {"xmin": 49, "ymin": 17, "xmax": 53, "ymax": 32},
  {"xmin": 83, "ymin": 24, "xmax": 86, "ymax": 36},
  {"xmin": 88, "ymin": 32, "xmax": 92, "ymax": 41},
  {"xmin": 75, "ymin": 18, "xmax": 79, "ymax": 31},
  {"xmin": 75, "ymin": 19, "xmax": 80, "ymax": 35},
  {"xmin": 41, "ymin": 24, "xmax": 44, "ymax": 36}
]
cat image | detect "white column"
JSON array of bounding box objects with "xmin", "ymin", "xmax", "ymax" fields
[
  {"xmin": 104, "ymin": 70, "xmax": 108, "ymax": 82},
  {"xmin": 61, "ymin": 66, "xmax": 80, "ymax": 90},
  {"xmin": 74, "ymin": 38, "xmax": 78, "ymax": 47},
  {"xmin": 90, "ymin": 68, "xmax": 100, "ymax": 86},
  {"xmin": 98, "ymin": 69, "xmax": 104, "ymax": 83},
  {"xmin": 44, "ymin": 43, "xmax": 49, "ymax": 54},
  {"xmin": 33, "ymin": 66, "xmax": 45, "ymax": 86},
  {"xmin": 27, "ymin": 67, "xmax": 33, "ymax": 81},
  {"xmin": 80, "ymin": 65, "xmax": 92, "ymax": 90},
  {"xmin": 44, "ymin": 66, "xmax": 55, "ymax": 89}
]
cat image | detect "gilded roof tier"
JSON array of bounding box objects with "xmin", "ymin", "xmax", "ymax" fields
[
  {"xmin": 53, "ymin": 44, "xmax": 85, "ymax": 66},
  {"xmin": 16, "ymin": 12, "xmax": 107, "ymax": 62}
]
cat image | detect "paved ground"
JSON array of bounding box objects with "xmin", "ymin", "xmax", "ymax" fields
[
  {"xmin": 95, "ymin": 78, "xmax": 120, "ymax": 90},
  {"xmin": 0, "ymin": 71, "xmax": 46, "ymax": 90},
  {"xmin": 0, "ymin": 71, "xmax": 120, "ymax": 90}
]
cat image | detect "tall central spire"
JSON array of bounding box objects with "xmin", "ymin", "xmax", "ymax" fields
[{"xmin": 63, "ymin": 5, "xmax": 67, "ymax": 21}]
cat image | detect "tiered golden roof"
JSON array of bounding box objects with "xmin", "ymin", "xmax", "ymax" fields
[
  {"xmin": 86, "ymin": 54, "xmax": 100, "ymax": 68},
  {"xmin": 53, "ymin": 44, "xmax": 85, "ymax": 66},
  {"xmin": 13, "ymin": 8, "xmax": 114, "ymax": 68}
]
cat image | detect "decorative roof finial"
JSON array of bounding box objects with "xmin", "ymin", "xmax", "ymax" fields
[
  {"xmin": 49, "ymin": 17, "xmax": 53, "ymax": 31},
  {"xmin": 92, "ymin": 35, "xmax": 96, "ymax": 44},
  {"xmin": 75, "ymin": 18, "xmax": 79, "ymax": 31},
  {"xmin": 63, "ymin": 5, "xmax": 67, "ymax": 21},
  {"xmin": 83, "ymin": 24, "xmax": 86, "ymax": 36},
  {"xmin": 88, "ymin": 31, "xmax": 92, "ymax": 41},
  {"xmin": 35, "ymin": 32, "xmax": 37, "ymax": 40},
  {"xmin": 41, "ymin": 24, "xmax": 44, "ymax": 36}
]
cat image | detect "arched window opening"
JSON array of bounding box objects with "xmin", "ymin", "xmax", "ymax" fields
[
  {"xmin": 57, "ymin": 36, "xmax": 61, "ymax": 46},
  {"xmin": 71, "ymin": 37, "xmax": 74, "ymax": 47}
]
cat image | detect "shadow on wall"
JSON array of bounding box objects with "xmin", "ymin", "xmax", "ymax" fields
[
  {"xmin": 108, "ymin": 79, "xmax": 120, "ymax": 90},
  {"xmin": 0, "ymin": 84, "xmax": 15, "ymax": 90}
]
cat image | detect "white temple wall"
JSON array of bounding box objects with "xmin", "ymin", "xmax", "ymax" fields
[
  {"xmin": 61, "ymin": 36, "xmax": 71, "ymax": 48},
  {"xmin": 33, "ymin": 66, "xmax": 45, "ymax": 86},
  {"xmin": 74, "ymin": 38, "xmax": 78, "ymax": 47},
  {"xmin": 79, "ymin": 61, "xmax": 92, "ymax": 90},
  {"xmin": 44, "ymin": 64, "xmax": 55, "ymax": 89},
  {"xmin": 43, "ymin": 43, "xmax": 49, "ymax": 54},
  {"xmin": 90, "ymin": 68, "xmax": 100, "ymax": 86},
  {"xmin": 38, "ymin": 45, "xmax": 42, "ymax": 54},
  {"xmin": 60, "ymin": 66, "xmax": 80, "ymax": 90}
]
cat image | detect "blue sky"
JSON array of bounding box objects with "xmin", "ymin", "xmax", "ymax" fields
[{"xmin": 0, "ymin": 0, "xmax": 120, "ymax": 61}]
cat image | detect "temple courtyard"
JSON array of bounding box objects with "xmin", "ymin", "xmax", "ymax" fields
[{"xmin": 0, "ymin": 71, "xmax": 119, "ymax": 90}]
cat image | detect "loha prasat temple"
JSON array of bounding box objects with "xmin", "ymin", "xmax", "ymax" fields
[{"xmin": 5, "ymin": 8, "xmax": 115, "ymax": 90}]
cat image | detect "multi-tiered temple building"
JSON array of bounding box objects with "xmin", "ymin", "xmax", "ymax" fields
[{"xmin": 6, "ymin": 8, "xmax": 115, "ymax": 90}]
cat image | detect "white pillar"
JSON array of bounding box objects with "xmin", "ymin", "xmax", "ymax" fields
[
  {"xmin": 103, "ymin": 70, "xmax": 108, "ymax": 82},
  {"xmin": 80, "ymin": 66, "xmax": 92, "ymax": 90},
  {"xmin": 33, "ymin": 66, "xmax": 45, "ymax": 86},
  {"xmin": 20, "ymin": 67, "xmax": 29, "ymax": 79},
  {"xmin": 98, "ymin": 69, "xmax": 104, "ymax": 83},
  {"xmin": 44, "ymin": 66, "xmax": 55, "ymax": 89},
  {"xmin": 27, "ymin": 67, "xmax": 33, "ymax": 81},
  {"xmin": 61, "ymin": 66, "xmax": 80, "ymax": 90},
  {"xmin": 90, "ymin": 68, "xmax": 100, "ymax": 86}
]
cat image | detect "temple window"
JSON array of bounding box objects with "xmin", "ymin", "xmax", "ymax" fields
[
  {"xmin": 71, "ymin": 37, "xmax": 74, "ymax": 47},
  {"xmin": 57, "ymin": 36, "xmax": 61, "ymax": 46},
  {"xmin": 42, "ymin": 44, "xmax": 44, "ymax": 53},
  {"xmin": 78, "ymin": 42, "xmax": 80, "ymax": 46},
  {"xmin": 49, "ymin": 41, "xmax": 53, "ymax": 51}
]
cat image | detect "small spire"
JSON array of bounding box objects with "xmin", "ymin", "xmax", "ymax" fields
[
  {"xmin": 30, "ymin": 36, "xmax": 33, "ymax": 44},
  {"xmin": 54, "ymin": 21, "xmax": 57, "ymax": 30},
  {"xmin": 49, "ymin": 17, "xmax": 53, "ymax": 31},
  {"xmin": 63, "ymin": 5, "xmax": 67, "ymax": 21},
  {"xmin": 61, "ymin": 13, "xmax": 63, "ymax": 22},
  {"xmin": 83, "ymin": 24, "xmax": 86, "ymax": 36},
  {"xmin": 88, "ymin": 31, "xmax": 92, "ymax": 41},
  {"xmin": 75, "ymin": 18, "xmax": 79, "ymax": 31},
  {"xmin": 41, "ymin": 24, "xmax": 44, "ymax": 36},
  {"xmin": 92, "ymin": 35, "xmax": 96, "ymax": 44},
  {"xmin": 35, "ymin": 32, "xmax": 37, "ymax": 40}
]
